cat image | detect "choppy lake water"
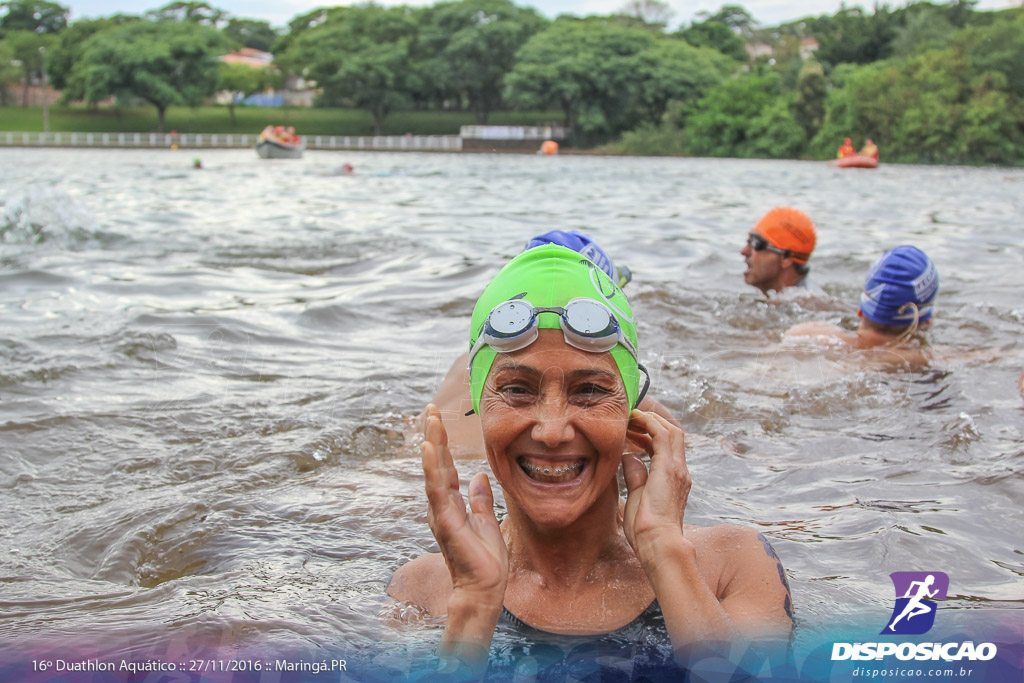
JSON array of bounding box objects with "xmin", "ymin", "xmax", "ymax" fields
[{"xmin": 1, "ymin": 148, "xmax": 1022, "ymax": 680}]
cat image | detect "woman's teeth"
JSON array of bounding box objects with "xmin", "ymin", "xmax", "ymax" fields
[{"xmin": 520, "ymin": 460, "xmax": 583, "ymax": 481}]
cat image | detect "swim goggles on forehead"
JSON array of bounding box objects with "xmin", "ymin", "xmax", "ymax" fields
[
  {"xmin": 746, "ymin": 233, "xmax": 791, "ymax": 257},
  {"xmin": 468, "ymin": 297, "xmax": 638, "ymax": 367},
  {"xmin": 467, "ymin": 296, "xmax": 650, "ymax": 412}
]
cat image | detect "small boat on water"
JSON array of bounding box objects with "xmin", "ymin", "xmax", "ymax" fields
[
  {"xmin": 829, "ymin": 153, "xmax": 878, "ymax": 169},
  {"xmin": 256, "ymin": 137, "xmax": 305, "ymax": 159},
  {"xmin": 256, "ymin": 125, "xmax": 305, "ymax": 159}
]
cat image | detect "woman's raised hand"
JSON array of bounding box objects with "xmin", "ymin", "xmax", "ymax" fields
[
  {"xmin": 422, "ymin": 404, "xmax": 509, "ymax": 605},
  {"xmin": 621, "ymin": 410, "xmax": 691, "ymax": 560}
]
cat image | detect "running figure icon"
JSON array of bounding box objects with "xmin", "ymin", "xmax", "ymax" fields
[
  {"xmin": 882, "ymin": 571, "xmax": 949, "ymax": 635},
  {"xmin": 887, "ymin": 575, "xmax": 939, "ymax": 632}
]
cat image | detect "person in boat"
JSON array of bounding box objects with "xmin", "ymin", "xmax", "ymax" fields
[
  {"xmin": 860, "ymin": 139, "xmax": 879, "ymax": 161},
  {"xmin": 388, "ymin": 245, "xmax": 794, "ymax": 676},
  {"xmin": 785, "ymin": 245, "xmax": 938, "ymax": 361},
  {"xmin": 837, "ymin": 137, "xmax": 856, "ymax": 159},
  {"xmin": 741, "ymin": 207, "xmax": 819, "ymax": 297},
  {"xmin": 418, "ymin": 229, "xmax": 681, "ymax": 458}
]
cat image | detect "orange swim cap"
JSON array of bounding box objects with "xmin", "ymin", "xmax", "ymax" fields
[{"xmin": 754, "ymin": 207, "xmax": 816, "ymax": 264}]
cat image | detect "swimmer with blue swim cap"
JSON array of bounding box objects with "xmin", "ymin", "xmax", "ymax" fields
[
  {"xmin": 390, "ymin": 241, "xmax": 795, "ymax": 674},
  {"xmin": 523, "ymin": 229, "xmax": 632, "ymax": 288},
  {"xmin": 786, "ymin": 245, "xmax": 940, "ymax": 356}
]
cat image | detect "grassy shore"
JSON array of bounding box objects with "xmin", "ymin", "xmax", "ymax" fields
[{"xmin": 0, "ymin": 105, "xmax": 562, "ymax": 136}]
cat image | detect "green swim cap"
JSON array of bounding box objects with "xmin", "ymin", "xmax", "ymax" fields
[{"xmin": 468, "ymin": 244, "xmax": 640, "ymax": 414}]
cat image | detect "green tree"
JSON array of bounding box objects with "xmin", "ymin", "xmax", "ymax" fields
[
  {"xmin": 633, "ymin": 38, "xmax": 735, "ymax": 125},
  {"xmin": 66, "ymin": 19, "xmax": 229, "ymax": 131},
  {"xmin": 0, "ymin": 39, "xmax": 21, "ymax": 103},
  {"xmin": 45, "ymin": 15, "xmax": 137, "ymax": 92},
  {"xmin": 794, "ymin": 59, "xmax": 826, "ymax": 138},
  {"xmin": 414, "ymin": 0, "xmax": 546, "ymax": 123},
  {"xmin": 677, "ymin": 19, "xmax": 746, "ymax": 62},
  {"xmin": 223, "ymin": 17, "xmax": 278, "ymax": 52},
  {"xmin": 890, "ymin": 5, "xmax": 956, "ymax": 56},
  {"xmin": 700, "ymin": 4, "xmax": 757, "ymax": 37},
  {"xmin": 276, "ymin": 5, "xmax": 420, "ymax": 135},
  {"xmin": 0, "ymin": 0, "xmax": 68, "ymax": 34},
  {"xmin": 811, "ymin": 13, "xmax": 1024, "ymax": 165},
  {"xmin": 683, "ymin": 70, "xmax": 804, "ymax": 158},
  {"xmin": 504, "ymin": 19, "xmax": 656, "ymax": 143},
  {"xmin": 5, "ymin": 29, "xmax": 53, "ymax": 106},
  {"xmin": 813, "ymin": 6, "xmax": 897, "ymax": 67},
  {"xmin": 146, "ymin": 1, "xmax": 226, "ymax": 27},
  {"xmin": 615, "ymin": 0, "xmax": 674, "ymax": 30}
]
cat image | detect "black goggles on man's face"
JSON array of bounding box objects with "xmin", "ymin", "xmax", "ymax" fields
[{"xmin": 747, "ymin": 233, "xmax": 790, "ymax": 257}]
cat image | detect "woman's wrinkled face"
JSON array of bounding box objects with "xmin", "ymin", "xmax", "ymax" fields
[{"xmin": 479, "ymin": 328, "xmax": 630, "ymax": 528}]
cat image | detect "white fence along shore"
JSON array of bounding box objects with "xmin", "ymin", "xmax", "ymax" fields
[{"xmin": 0, "ymin": 131, "xmax": 463, "ymax": 152}]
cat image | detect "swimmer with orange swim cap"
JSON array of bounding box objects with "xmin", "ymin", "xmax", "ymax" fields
[{"xmin": 741, "ymin": 207, "xmax": 818, "ymax": 296}]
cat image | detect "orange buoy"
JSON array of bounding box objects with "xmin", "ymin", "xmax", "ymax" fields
[{"xmin": 540, "ymin": 140, "xmax": 559, "ymax": 155}]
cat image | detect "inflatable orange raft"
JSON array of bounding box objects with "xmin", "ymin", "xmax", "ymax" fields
[{"xmin": 829, "ymin": 153, "xmax": 878, "ymax": 169}]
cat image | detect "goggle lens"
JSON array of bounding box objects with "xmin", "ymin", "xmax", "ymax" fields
[
  {"xmin": 563, "ymin": 299, "xmax": 615, "ymax": 337},
  {"xmin": 747, "ymin": 233, "xmax": 791, "ymax": 257},
  {"xmin": 488, "ymin": 300, "xmax": 535, "ymax": 337}
]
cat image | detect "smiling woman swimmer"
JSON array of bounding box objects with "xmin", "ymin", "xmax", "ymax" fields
[{"xmin": 388, "ymin": 245, "xmax": 793, "ymax": 677}]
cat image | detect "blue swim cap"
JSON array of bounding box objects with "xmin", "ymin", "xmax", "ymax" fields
[
  {"xmin": 860, "ymin": 246, "xmax": 939, "ymax": 326},
  {"xmin": 524, "ymin": 230, "xmax": 620, "ymax": 283}
]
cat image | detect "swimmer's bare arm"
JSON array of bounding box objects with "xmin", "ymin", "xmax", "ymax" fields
[
  {"xmin": 711, "ymin": 527, "xmax": 794, "ymax": 639},
  {"xmin": 622, "ymin": 411, "xmax": 792, "ymax": 648},
  {"xmin": 390, "ymin": 405, "xmax": 507, "ymax": 674},
  {"xmin": 623, "ymin": 410, "xmax": 736, "ymax": 646}
]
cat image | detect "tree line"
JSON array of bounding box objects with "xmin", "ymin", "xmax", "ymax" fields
[{"xmin": 1, "ymin": 0, "xmax": 1021, "ymax": 164}]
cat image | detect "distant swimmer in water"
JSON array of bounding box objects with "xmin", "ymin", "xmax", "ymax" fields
[
  {"xmin": 785, "ymin": 245, "xmax": 939, "ymax": 365},
  {"xmin": 416, "ymin": 230, "xmax": 680, "ymax": 458},
  {"xmin": 886, "ymin": 574, "xmax": 939, "ymax": 633},
  {"xmin": 741, "ymin": 207, "xmax": 820, "ymax": 297},
  {"xmin": 389, "ymin": 245, "xmax": 793, "ymax": 677}
]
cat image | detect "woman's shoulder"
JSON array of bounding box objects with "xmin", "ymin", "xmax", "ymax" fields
[
  {"xmin": 687, "ymin": 523, "xmax": 766, "ymax": 554},
  {"xmin": 387, "ymin": 552, "xmax": 453, "ymax": 615},
  {"xmin": 688, "ymin": 524, "xmax": 794, "ymax": 636},
  {"xmin": 687, "ymin": 523, "xmax": 784, "ymax": 585}
]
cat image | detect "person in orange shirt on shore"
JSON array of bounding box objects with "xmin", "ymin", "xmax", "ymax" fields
[{"xmin": 837, "ymin": 137, "xmax": 856, "ymax": 158}]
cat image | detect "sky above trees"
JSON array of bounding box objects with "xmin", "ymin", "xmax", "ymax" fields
[{"xmin": 58, "ymin": 0, "xmax": 1024, "ymax": 31}]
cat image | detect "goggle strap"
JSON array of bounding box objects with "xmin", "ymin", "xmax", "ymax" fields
[{"xmin": 634, "ymin": 362, "xmax": 651, "ymax": 409}]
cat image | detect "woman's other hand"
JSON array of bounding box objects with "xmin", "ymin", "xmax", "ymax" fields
[
  {"xmin": 621, "ymin": 409, "xmax": 691, "ymax": 558},
  {"xmin": 422, "ymin": 404, "xmax": 507, "ymax": 671}
]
